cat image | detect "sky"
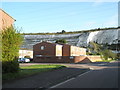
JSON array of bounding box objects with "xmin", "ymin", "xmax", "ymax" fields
[{"xmin": 2, "ymin": 2, "xmax": 118, "ymax": 33}]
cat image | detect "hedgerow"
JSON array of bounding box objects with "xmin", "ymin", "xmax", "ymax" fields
[{"xmin": 2, "ymin": 26, "xmax": 23, "ymax": 73}]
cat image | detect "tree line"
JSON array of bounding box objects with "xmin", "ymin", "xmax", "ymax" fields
[{"xmin": 21, "ymin": 27, "xmax": 118, "ymax": 35}]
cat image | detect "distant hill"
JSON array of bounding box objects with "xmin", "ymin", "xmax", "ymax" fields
[
  {"xmin": 21, "ymin": 27, "xmax": 119, "ymax": 35},
  {"xmin": 21, "ymin": 27, "xmax": 120, "ymax": 50}
]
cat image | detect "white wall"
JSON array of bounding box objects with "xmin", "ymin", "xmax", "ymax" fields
[{"xmin": 19, "ymin": 50, "xmax": 33, "ymax": 58}]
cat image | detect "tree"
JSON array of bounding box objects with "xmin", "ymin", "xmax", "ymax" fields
[
  {"xmin": 108, "ymin": 50, "xmax": 117, "ymax": 60},
  {"xmin": 89, "ymin": 42, "xmax": 101, "ymax": 53},
  {"xmin": 100, "ymin": 49, "xmax": 110, "ymax": 60},
  {"xmin": 61, "ymin": 30, "xmax": 66, "ymax": 33},
  {"xmin": 55, "ymin": 39, "xmax": 67, "ymax": 44},
  {"xmin": 88, "ymin": 42, "xmax": 117, "ymax": 60},
  {"xmin": 98, "ymin": 28, "xmax": 100, "ymax": 30},
  {"xmin": 2, "ymin": 26, "xmax": 23, "ymax": 73}
]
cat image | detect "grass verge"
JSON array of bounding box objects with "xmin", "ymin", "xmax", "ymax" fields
[{"xmin": 3, "ymin": 64, "xmax": 66, "ymax": 83}]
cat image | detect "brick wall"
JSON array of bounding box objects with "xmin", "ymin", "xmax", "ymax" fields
[
  {"xmin": 73, "ymin": 56, "xmax": 92, "ymax": 63},
  {"xmin": 62, "ymin": 44, "xmax": 86, "ymax": 56},
  {"xmin": 33, "ymin": 42, "xmax": 63, "ymax": 57},
  {"xmin": 86, "ymin": 56, "xmax": 102, "ymax": 62},
  {"xmin": 0, "ymin": 9, "xmax": 15, "ymax": 30},
  {"xmin": 34, "ymin": 56, "xmax": 74, "ymax": 63},
  {"xmin": 62, "ymin": 44, "xmax": 70, "ymax": 56},
  {"xmin": 70, "ymin": 46, "xmax": 86, "ymax": 56},
  {"xmin": 33, "ymin": 55, "xmax": 102, "ymax": 63},
  {"xmin": 33, "ymin": 42, "xmax": 56, "ymax": 57}
]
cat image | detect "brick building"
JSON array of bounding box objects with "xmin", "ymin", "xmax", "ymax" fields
[
  {"xmin": 33, "ymin": 41, "xmax": 63, "ymax": 57},
  {"xmin": 62, "ymin": 44, "xmax": 86, "ymax": 56},
  {"xmin": 0, "ymin": 9, "xmax": 16, "ymax": 30},
  {"xmin": 33, "ymin": 41, "xmax": 93, "ymax": 63}
]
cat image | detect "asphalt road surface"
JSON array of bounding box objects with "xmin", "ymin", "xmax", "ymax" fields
[
  {"xmin": 3, "ymin": 61, "xmax": 119, "ymax": 89},
  {"xmin": 49, "ymin": 61, "xmax": 119, "ymax": 88}
]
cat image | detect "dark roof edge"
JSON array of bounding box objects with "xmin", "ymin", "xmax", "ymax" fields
[
  {"xmin": 0, "ymin": 8, "xmax": 16, "ymax": 21},
  {"xmin": 34, "ymin": 41, "xmax": 85, "ymax": 48}
]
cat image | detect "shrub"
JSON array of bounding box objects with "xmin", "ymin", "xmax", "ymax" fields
[
  {"xmin": 108, "ymin": 50, "xmax": 117, "ymax": 60},
  {"xmin": 55, "ymin": 39, "xmax": 67, "ymax": 44},
  {"xmin": 100, "ymin": 50, "xmax": 109, "ymax": 60},
  {"xmin": 2, "ymin": 58, "xmax": 19, "ymax": 73},
  {"xmin": 100, "ymin": 49, "xmax": 117, "ymax": 60},
  {"xmin": 2, "ymin": 26, "xmax": 23, "ymax": 73},
  {"xmin": 88, "ymin": 42, "xmax": 117, "ymax": 61}
]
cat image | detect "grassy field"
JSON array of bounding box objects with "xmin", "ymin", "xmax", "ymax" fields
[{"xmin": 3, "ymin": 64, "xmax": 66, "ymax": 83}]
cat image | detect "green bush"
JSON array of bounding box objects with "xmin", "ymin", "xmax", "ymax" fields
[
  {"xmin": 88, "ymin": 42, "xmax": 117, "ymax": 61},
  {"xmin": 2, "ymin": 27, "xmax": 23, "ymax": 73},
  {"xmin": 100, "ymin": 49, "xmax": 117, "ymax": 60},
  {"xmin": 2, "ymin": 58, "xmax": 19, "ymax": 73},
  {"xmin": 108, "ymin": 50, "xmax": 117, "ymax": 60},
  {"xmin": 55, "ymin": 39, "xmax": 67, "ymax": 44},
  {"xmin": 100, "ymin": 50, "xmax": 109, "ymax": 60}
]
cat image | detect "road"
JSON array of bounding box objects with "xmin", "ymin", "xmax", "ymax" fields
[
  {"xmin": 49, "ymin": 61, "xmax": 119, "ymax": 88},
  {"xmin": 3, "ymin": 61, "xmax": 119, "ymax": 89}
]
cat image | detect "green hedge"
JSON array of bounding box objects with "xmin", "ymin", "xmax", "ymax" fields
[{"xmin": 2, "ymin": 27, "xmax": 23, "ymax": 73}]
